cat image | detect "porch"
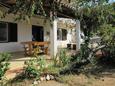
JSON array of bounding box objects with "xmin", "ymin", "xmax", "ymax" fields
[{"xmin": 9, "ymin": 49, "xmax": 76, "ymax": 68}]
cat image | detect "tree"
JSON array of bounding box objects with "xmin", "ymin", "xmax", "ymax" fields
[
  {"xmin": 8, "ymin": 0, "xmax": 69, "ymax": 21},
  {"xmin": 70, "ymin": 1, "xmax": 115, "ymax": 64},
  {"xmin": 7, "ymin": 0, "xmax": 112, "ymax": 31}
]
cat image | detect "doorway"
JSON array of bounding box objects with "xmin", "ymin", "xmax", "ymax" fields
[{"xmin": 32, "ymin": 25, "xmax": 44, "ymax": 42}]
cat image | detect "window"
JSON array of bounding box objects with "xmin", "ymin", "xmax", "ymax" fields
[
  {"xmin": 0, "ymin": 22, "xmax": 8, "ymax": 42},
  {"xmin": 57, "ymin": 28, "xmax": 67, "ymax": 40},
  {"xmin": 0, "ymin": 22, "xmax": 17, "ymax": 43},
  {"xmin": 62, "ymin": 29, "xmax": 67, "ymax": 40}
]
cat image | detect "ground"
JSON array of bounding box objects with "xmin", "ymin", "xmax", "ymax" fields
[
  {"xmin": 3, "ymin": 52, "xmax": 115, "ymax": 86},
  {"xmin": 5, "ymin": 52, "xmax": 51, "ymax": 79},
  {"xmin": 6, "ymin": 74, "xmax": 115, "ymax": 86}
]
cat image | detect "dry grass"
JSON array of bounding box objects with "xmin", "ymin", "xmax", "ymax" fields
[
  {"xmin": 1, "ymin": 73, "xmax": 115, "ymax": 86},
  {"xmin": 56, "ymin": 74, "xmax": 115, "ymax": 86}
]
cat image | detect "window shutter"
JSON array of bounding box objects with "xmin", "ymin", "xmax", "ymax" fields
[{"xmin": 8, "ymin": 23, "xmax": 17, "ymax": 42}]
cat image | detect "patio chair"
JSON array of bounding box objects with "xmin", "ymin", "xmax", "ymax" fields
[{"xmin": 23, "ymin": 44, "xmax": 34, "ymax": 56}]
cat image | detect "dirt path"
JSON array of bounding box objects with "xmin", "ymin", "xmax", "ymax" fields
[
  {"xmin": 8, "ymin": 74, "xmax": 115, "ymax": 86},
  {"xmin": 38, "ymin": 81, "xmax": 68, "ymax": 86},
  {"xmin": 38, "ymin": 75, "xmax": 115, "ymax": 86}
]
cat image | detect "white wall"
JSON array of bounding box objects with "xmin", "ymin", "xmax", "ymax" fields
[
  {"xmin": 57, "ymin": 18, "xmax": 76, "ymax": 48},
  {"xmin": 57, "ymin": 29, "xmax": 72, "ymax": 48},
  {"xmin": 0, "ymin": 14, "xmax": 51, "ymax": 52},
  {"xmin": 0, "ymin": 14, "xmax": 23, "ymax": 52},
  {"xmin": 0, "ymin": 14, "xmax": 77, "ymax": 53}
]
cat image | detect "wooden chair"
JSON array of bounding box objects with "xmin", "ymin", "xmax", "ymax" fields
[
  {"xmin": 23, "ymin": 44, "xmax": 33, "ymax": 56},
  {"xmin": 21, "ymin": 42, "xmax": 34, "ymax": 56},
  {"xmin": 21, "ymin": 41, "xmax": 50, "ymax": 56}
]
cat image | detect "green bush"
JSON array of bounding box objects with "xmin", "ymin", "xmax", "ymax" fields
[
  {"xmin": 24, "ymin": 56, "xmax": 47, "ymax": 78},
  {"xmin": 58, "ymin": 49, "xmax": 71, "ymax": 67},
  {"xmin": 0, "ymin": 53, "xmax": 11, "ymax": 79},
  {"xmin": 24, "ymin": 51, "xmax": 71, "ymax": 79},
  {"xmin": 97, "ymin": 24, "xmax": 115, "ymax": 62},
  {"xmin": 0, "ymin": 53, "xmax": 11, "ymax": 63}
]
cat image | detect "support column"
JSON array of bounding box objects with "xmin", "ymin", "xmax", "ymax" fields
[
  {"xmin": 50, "ymin": 19, "xmax": 58, "ymax": 57},
  {"xmin": 76, "ymin": 20, "xmax": 81, "ymax": 51}
]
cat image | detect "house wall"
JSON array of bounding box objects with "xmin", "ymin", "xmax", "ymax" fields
[
  {"xmin": 57, "ymin": 29, "xmax": 72, "ymax": 48},
  {"xmin": 0, "ymin": 14, "xmax": 51, "ymax": 52},
  {"xmin": 0, "ymin": 14, "xmax": 76, "ymax": 53},
  {"xmin": 57, "ymin": 18, "xmax": 76, "ymax": 48}
]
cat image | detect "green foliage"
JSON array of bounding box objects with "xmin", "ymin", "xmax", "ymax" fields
[
  {"xmin": 24, "ymin": 49, "xmax": 71, "ymax": 78},
  {"xmin": 69, "ymin": 24, "xmax": 115, "ymax": 73},
  {"xmin": 5, "ymin": 0, "xmax": 112, "ymax": 24},
  {"xmin": 63, "ymin": 1, "xmax": 115, "ymax": 74},
  {"xmin": 45, "ymin": 64, "xmax": 60, "ymax": 75},
  {"xmin": 0, "ymin": 53, "xmax": 11, "ymax": 63},
  {"xmin": 0, "ymin": 53, "xmax": 11, "ymax": 79},
  {"xmin": 76, "ymin": 43, "xmax": 91, "ymax": 63},
  {"xmin": 52, "ymin": 55, "xmax": 58, "ymax": 67},
  {"xmin": 0, "ymin": 63, "xmax": 9, "ymax": 79},
  {"xmin": 75, "ymin": 2, "xmax": 114, "ymax": 37},
  {"xmin": 8, "ymin": 0, "xmax": 44, "ymax": 21},
  {"xmin": 57, "ymin": 49, "xmax": 71, "ymax": 67},
  {"xmin": 98, "ymin": 24, "xmax": 115, "ymax": 58},
  {"xmin": 99, "ymin": 24, "xmax": 115, "ymax": 44},
  {"xmin": 25, "ymin": 63, "xmax": 40, "ymax": 78},
  {"xmin": 73, "ymin": 1, "xmax": 115, "ymax": 64},
  {"xmin": 71, "ymin": 43, "xmax": 96, "ymax": 66},
  {"xmin": 24, "ymin": 56, "xmax": 46, "ymax": 78},
  {"xmin": 8, "ymin": 0, "xmax": 62, "ymax": 21}
]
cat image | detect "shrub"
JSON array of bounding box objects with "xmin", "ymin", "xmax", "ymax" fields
[
  {"xmin": 0, "ymin": 53, "xmax": 11, "ymax": 63},
  {"xmin": 45, "ymin": 64, "xmax": 61, "ymax": 75},
  {"xmin": 0, "ymin": 53, "xmax": 11, "ymax": 79},
  {"xmin": 97, "ymin": 24, "xmax": 115, "ymax": 64},
  {"xmin": 24, "ymin": 56, "xmax": 47, "ymax": 79},
  {"xmin": 58, "ymin": 49, "xmax": 71, "ymax": 67},
  {"xmin": 24, "ymin": 51, "xmax": 71, "ymax": 79},
  {"xmin": 24, "ymin": 50, "xmax": 72, "ymax": 79}
]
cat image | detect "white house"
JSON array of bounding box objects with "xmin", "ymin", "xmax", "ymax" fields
[{"xmin": 0, "ymin": 1, "xmax": 81, "ymax": 57}]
